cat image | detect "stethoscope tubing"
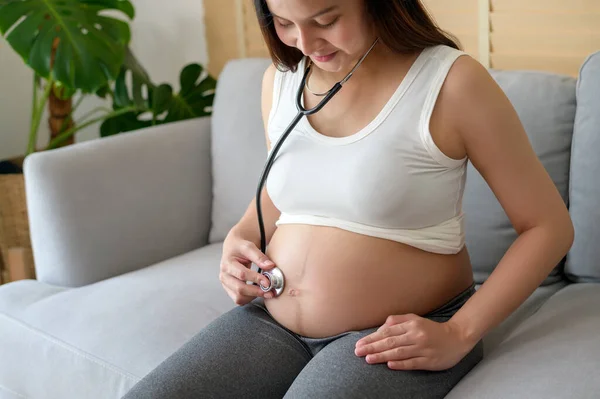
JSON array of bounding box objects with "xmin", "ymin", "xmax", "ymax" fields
[
  {"xmin": 255, "ymin": 78, "xmax": 341, "ymax": 279},
  {"xmin": 254, "ymin": 39, "xmax": 379, "ymax": 289}
]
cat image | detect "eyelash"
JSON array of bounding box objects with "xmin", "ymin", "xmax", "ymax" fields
[
  {"xmin": 276, "ymin": 17, "xmax": 339, "ymax": 29},
  {"xmin": 318, "ymin": 17, "xmax": 339, "ymax": 28}
]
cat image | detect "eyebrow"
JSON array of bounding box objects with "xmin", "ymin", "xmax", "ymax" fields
[{"xmin": 270, "ymin": 5, "xmax": 339, "ymax": 21}]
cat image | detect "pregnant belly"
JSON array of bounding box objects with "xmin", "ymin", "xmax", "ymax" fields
[{"xmin": 263, "ymin": 224, "xmax": 474, "ymax": 338}]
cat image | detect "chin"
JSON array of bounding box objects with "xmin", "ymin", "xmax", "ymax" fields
[
  {"xmin": 318, "ymin": 64, "xmax": 344, "ymax": 73},
  {"xmin": 312, "ymin": 54, "xmax": 347, "ymax": 73}
]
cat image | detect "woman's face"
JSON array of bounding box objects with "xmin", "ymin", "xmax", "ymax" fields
[{"xmin": 265, "ymin": 0, "xmax": 376, "ymax": 73}]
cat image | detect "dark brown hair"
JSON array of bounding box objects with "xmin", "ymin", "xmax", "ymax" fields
[{"xmin": 254, "ymin": 0, "xmax": 461, "ymax": 72}]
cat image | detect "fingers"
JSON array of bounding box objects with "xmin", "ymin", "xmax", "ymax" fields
[
  {"xmin": 224, "ymin": 259, "xmax": 271, "ymax": 288},
  {"xmin": 220, "ymin": 273, "xmax": 266, "ymax": 305},
  {"xmin": 354, "ymin": 314, "xmax": 471, "ymax": 371},
  {"xmin": 387, "ymin": 357, "xmax": 429, "ymax": 370},
  {"xmin": 354, "ymin": 327, "xmax": 411, "ymax": 357},
  {"xmin": 355, "ymin": 323, "xmax": 409, "ymax": 349},
  {"xmin": 220, "ymin": 237, "xmax": 278, "ymax": 305},
  {"xmin": 237, "ymin": 241, "xmax": 276, "ymax": 270},
  {"xmin": 221, "ymin": 266, "xmax": 267, "ymax": 296},
  {"xmin": 361, "ymin": 344, "xmax": 420, "ymax": 364},
  {"xmin": 221, "ymin": 284, "xmax": 253, "ymax": 306},
  {"xmin": 354, "ymin": 326, "xmax": 426, "ymax": 368}
]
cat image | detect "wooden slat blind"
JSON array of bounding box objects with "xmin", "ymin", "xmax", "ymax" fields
[
  {"xmin": 489, "ymin": 0, "xmax": 600, "ymax": 76},
  {"xmin": 206, "ymin": 0, "xmax": 600, "ymax": 77},
  {"xmin": 422, "ymin": 0, "xmax": 480, "ymax": 59},
  {"xmin": 242, "ymin": 1, "xmax": 270, "ymax": 58}
]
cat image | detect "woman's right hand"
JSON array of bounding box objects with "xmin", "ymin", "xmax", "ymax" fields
[{"xmin": 220, "ymin": 232, "xmax": 277, "ymax": 306}]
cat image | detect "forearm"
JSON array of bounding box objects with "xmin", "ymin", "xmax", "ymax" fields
[{"xmin": 449, "ymin": 221, "xmax": 574, "ymax": 344}]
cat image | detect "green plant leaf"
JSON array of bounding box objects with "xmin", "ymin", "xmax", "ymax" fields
[
  {"xmin": 99, "ymin": 47, "xmax": 156, "ymax": 136},
  {"xmin": 163, "ymin": 63, "xmax": 217, "ymax": 123},
  {"xmin": 123, "ymin": 46, "xmax": 152, "ymax": 109},
  {"xmin": 111, "ymin": 46, "xmax": 153, "ymax": 108},
  {"xmin": 152, "ymin": 84, "xmax": 173, "ymax": 115},
  {"xmin": 113, "ymin": 67, "xmax": 131, "ymax": 108},
  {"xmin": 0, "ymin": 0, "xmax": 134, "ymax": 93},
  {"xmin": 100, "ymin": 56, "xmax": 217, "ymax": 137},
  {"xmin": 100, "ymin": 110, "xmax": 152, "ymax": 137},
  {"xmin": 95, "ymin": 84, "xmax": 109, "ymax": 99}
]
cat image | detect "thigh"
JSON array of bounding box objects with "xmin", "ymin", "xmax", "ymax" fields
[
  {"xmin": 284, "ymin": 328, "xmax": 483, "ymax": 399},
  {"xmin": 123, "ymin": 299, "xmax": 312, "ymax": 399}
]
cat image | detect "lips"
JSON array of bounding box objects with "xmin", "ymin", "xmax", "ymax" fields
[{"xmin": 313, "ymin": 51, "xmax": 338, "ymax": 63}]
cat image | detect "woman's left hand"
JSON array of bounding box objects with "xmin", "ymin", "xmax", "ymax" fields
[{"xmin": 354, "ymin": 313, "xmax": 476, "ymax": 371}]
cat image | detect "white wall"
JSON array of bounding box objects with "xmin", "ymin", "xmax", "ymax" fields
[{"xmin": 0, "ymin": 0, "xmax": 209, "ymax": 161}]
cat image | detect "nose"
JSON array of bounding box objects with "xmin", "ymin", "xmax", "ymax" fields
[{"xmin": 296, "ymin": 27, "xmax": 319, "ymax": 56}]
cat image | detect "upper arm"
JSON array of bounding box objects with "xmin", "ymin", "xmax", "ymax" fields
[
  {"xmin": 261, "ymin": 64, "xmax": 277, "ymax": 152},
  {"xmin": 446, "ymin": 57, "xmax": 573, "ymax": 237},
  {"xmin": 258, "ymin": 63, "xmax": 282, "ymax": 220}
]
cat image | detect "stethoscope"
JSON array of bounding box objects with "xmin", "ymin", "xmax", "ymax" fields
[{"xmin": 254, "ymin": 38, "xmax": 380, "ymax": 297}]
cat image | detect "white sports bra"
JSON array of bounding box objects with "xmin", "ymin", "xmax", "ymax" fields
[{"xmin": 266, "ymin": 45, "xmax": 468, "ymax": 255}]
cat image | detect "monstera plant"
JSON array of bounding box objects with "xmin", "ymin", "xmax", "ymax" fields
[
  {"xmin": 0, "ymin": 0, "xmax": 216, "ymax": 283},
  {"xmin": 92, "ymin": 47, "xmax": 217, "ymax": 143},
  {"xmin": 0, "ymin": 0, "xmax": 216, "ymax": 155}
]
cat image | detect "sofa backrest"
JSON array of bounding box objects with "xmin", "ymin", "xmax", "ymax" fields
[
  {"xmin": 209, "ymin": 58, "xmax": 272, "ymax": 244},
  {"xmin": 565, "ymin": 51, "xmax": 600, "ymax": 283},
  {"xmin": 208, "ymin": 52, "xmax": 598, "ymax": 285}
]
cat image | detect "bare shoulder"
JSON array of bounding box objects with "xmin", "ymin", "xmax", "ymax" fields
[
  {"xmin": 439, "ymin": 54, "xmax": 522, "ymax": 157},
  {"xmin": 261, "ymin": 64, "xmax": 278, "ymax": 150},
  {"xmin": 261, "ymin": 64, "xmax": 277, "ymax": 122},
  {"xmin": 447, "ymin": 54, "xmax": 490, "ymax": 82},
  {"xmin": 428, "ymin": 54, "xmax": 495, "ymax": 160},
  {"xmin": 442, "ymin": 54, "xmax": 510, "ymax": 131},
  {"xmin": 262, "ymin": 64, "xmax": 277, "ymax": 92},
  {"xmin": 444, "ymin": 54, "xmax": 498, "ymax": 97},
  {"xmin": 440, "ymin": 55, "xmax": 506, "ymax": 123}
]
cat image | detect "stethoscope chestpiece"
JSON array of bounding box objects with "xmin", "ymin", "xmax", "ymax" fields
[{"xmin": 259, "ymin": 267, "xmax": 285, "ymax": 297}]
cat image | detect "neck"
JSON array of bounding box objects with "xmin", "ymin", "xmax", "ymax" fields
[
  {"xmin": 310, "ymin": 41, "xmax": 422, "ymax": 92},
  {"xmin": 308, "ymin": 41, "xmax": 402, "ymax": 90}
]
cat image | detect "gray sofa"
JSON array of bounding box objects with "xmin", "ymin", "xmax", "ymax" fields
[{"xmin": 1, "ymin": 50, "xmax": 599, "ymax": 399}]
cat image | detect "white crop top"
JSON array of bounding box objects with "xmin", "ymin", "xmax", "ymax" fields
[{"xmin": 266, "ymin": 45, "xmax": 468, "ymax": 255}]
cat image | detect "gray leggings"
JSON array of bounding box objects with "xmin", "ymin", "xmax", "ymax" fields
[{"xmin": 123, "ymin": 283, "xmax": 483, "ymax": 399}]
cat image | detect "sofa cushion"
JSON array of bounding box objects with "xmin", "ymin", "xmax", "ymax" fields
[
  {"xmin": 478, "ymin": 280, "xmax": 567, "ymax": 354},
  {"xmin": 566, "ymin": 51, "xmax": 600, "ymax": 283},
  {"xmin": 209, "ymin": 58, "xmax": 272, "ymax": 243},
  {"xmin": 463, "ymin": 70, "xmax": 576, "ymax": 285},
  {"xmin": 0, "ymin": 243, "xmax": 231, "ymax": 399},
  {"xmin": 446, "ymin": 283, "xmax": 600, "ymax": 399}
]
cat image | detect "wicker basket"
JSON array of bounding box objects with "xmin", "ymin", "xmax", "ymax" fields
[{"xmin": 0, "ymin": 173, "xmax": 35, "ymax": 282}]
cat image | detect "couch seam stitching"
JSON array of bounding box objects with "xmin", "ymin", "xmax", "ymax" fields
[{"xmin": 0, "ymin": 312, "xmax": 141, "ymax": 382}]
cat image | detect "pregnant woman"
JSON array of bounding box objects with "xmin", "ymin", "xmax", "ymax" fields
[{"xmin": 123, "ymin": 0, "xmax": 574, "ymax": 398}]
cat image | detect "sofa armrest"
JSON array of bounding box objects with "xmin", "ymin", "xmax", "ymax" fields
[{"xmin": 24, "ymin": 117, "xmax": 213, "ymax": 287}]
